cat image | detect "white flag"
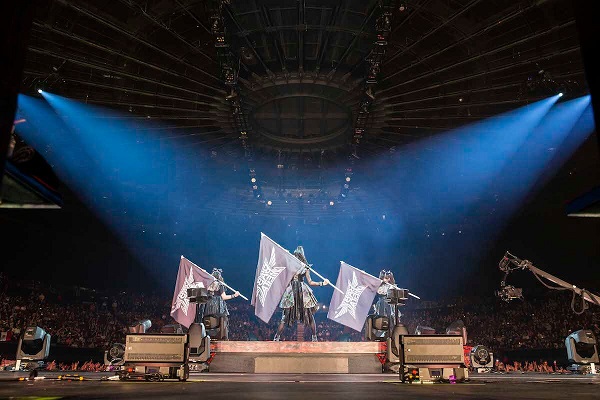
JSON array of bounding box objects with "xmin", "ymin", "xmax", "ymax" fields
[
  {"xmin": 251, "ymin": 233, "xmax": 304, "ymax": 323},
  {"xmin": 327, "ymin": 261, "xmax": 381, "ymax": 331},
  {"xmin": 170, "ymin": 257, "xmax": 215, "ymax": 328}
]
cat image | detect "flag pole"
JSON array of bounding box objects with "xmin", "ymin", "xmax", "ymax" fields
[
  {"xmin": 181, "ymin": 255, "xmax": 249, "ymax": 301},
  {"xmin": 219, "ymin": 281, "xmax": 249, "ymax": 301},
  {"xmin": 341, "ymin": 261, "xmax": 421, "ymax": 300}
]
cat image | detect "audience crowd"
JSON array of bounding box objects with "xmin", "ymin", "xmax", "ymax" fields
[{"xmin": 1, "ymin": 275, "xmax": 598, "ymax": 370}]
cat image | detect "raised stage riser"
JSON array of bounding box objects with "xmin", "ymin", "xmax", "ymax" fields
[
  {"xmin": 209, "ymin": 353, "xmax": 381, "ymax": 374},
  {"xmin": 208, "ymin": 342, "xmax": 384, "ymax": 374}
]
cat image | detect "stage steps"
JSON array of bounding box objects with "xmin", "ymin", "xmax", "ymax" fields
[{"xmin": 208, "ymin": 341, "xmax": 385, "ymax": 374}]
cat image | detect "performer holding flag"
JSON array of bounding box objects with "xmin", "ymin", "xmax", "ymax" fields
[
  {"xmin": 251, "ymin": 233, "xmax": 337, "ymax": 342},
  {"xmin": 374, "ymin": 270, "xmax": 397, "ymax": 326},
  {"xmin": 197, "ymin": 268, "xmax": 240, "ymax": 340},
  {"xmin": 170, "ymin": 256, "xmax": 217, "ymax": 328},
  {"xmin": 251, "ymin": 233, "xmax": 305, "ymax": 324},
  {"xmin": 172, "ymin": 256, "xmax": 247, "ymax": 333},
  {"xmin": 327, "ymin": 262, "xmax": 382, "ymax": 332},
  {"xmin": 274, "ymin": 246, "xmax": 330, "ymax": 342}
]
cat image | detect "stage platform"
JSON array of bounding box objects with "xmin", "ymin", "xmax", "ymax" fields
[{"xmin": 208, "ymin": 341, "xmax": 386, "ymax": 373}]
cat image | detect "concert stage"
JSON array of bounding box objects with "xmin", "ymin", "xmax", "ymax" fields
[{"xmin": 208, "ymin": 341, "xmax": 385, "ymax": 373}]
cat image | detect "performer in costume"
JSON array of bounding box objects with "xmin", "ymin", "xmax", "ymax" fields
[
  {"xmin": 197, "ymin": 268, "xmax": 239, "ymax": 340},
  {"xmin": 373, "ymin": 270, "xmax": 397, "ymax": 327},
  {"xmin": 273, "ymin": 246, "xmax": 329, "ymax": 342}
]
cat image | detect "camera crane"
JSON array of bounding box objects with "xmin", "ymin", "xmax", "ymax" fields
[{"xmin": 497, "ymin": 251, "xmax": 600, "ymax": 314}]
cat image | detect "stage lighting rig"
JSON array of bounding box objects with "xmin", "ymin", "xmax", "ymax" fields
[
  {"xmin": 497, "ymin": 251, "xmax": 600, "ymax": 312},
  {"xmin": 129, "ymin": 320, "xmax": 152, "ymax": 334}
]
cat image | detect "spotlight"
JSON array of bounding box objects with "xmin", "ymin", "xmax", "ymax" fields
[
  {"xmin": 345, "ymin": 177, "xmax": 351, "ymax": 182},
  {"xmin": 16, "ymin": 326, "xmax": 51, "ymax": 362},
  {"xmin": 329, "ymin": 201, "xmax": 334, "ymax": 206},
  {"xmin": 470, "ymin": 345, "xmax": 494, "ymax": 369},
  {"xmin": 558, "ymin": 92, "xmax": 564, "ymax": 97},
  {"xmin": 128, "ymin": 319, "xmax": 152, "ymax": 334},
  {"xmin": 566, "ymin": 330, "xmax": 599, "ymax": 365},
  {"xmin": 267, "ymin": 200, "xmax": 272, "ymax": 206},
  {"xmin": 37, "ymin": 89, "xmax": 43, "ymax": 94},
  {"xmin": 251, "ymin": 177, "xmax": 256, "ymax": 183}
]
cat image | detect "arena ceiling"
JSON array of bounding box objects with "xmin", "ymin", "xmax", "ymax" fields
[{"xmin": 19, "ymin": 0, "xmax": 591, "ymax": 217}]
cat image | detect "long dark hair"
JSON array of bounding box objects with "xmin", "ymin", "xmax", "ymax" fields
[
  {"xmin": 378, "ymin": 270, "xmax": 395, "ymax": 285},
  {"xmin": 209, "ymin": 268, "xmax": 223, "ymax": 291}
]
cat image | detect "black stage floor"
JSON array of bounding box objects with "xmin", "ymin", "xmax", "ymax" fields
[{"xmin": 1, "ymin": 372, "xmax": 599, "ymax": 399}]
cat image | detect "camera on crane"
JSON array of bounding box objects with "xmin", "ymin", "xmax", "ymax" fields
[{"xmin": 495, "ymin": 285, "xmax": 523, "ymax": 302}]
